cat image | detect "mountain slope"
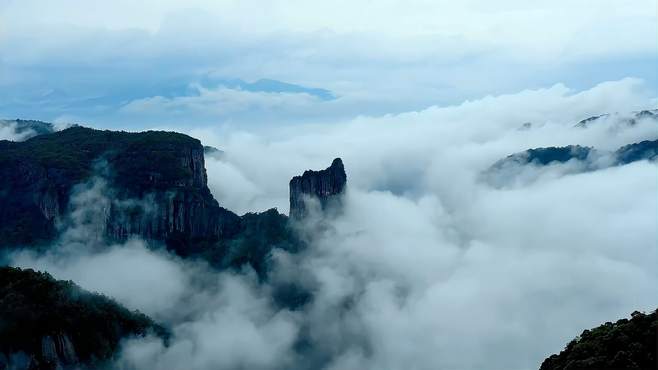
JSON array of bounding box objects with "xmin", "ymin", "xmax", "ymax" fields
[
  {"xmin": 539, "ymin": 309, "xmax": 657, "ymax": 370},
  {"xmin": 0, "ymin": 266, "xmax": 167, "ymax": 370}
]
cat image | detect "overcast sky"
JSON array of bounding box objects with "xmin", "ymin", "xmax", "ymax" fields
[{"xmin": 1, "ymin": 0, "xmax": 656, "ymax": 128}]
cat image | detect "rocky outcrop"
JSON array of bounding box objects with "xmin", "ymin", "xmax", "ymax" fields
[
  {"xmin": 614, "ymin": 139, "xmax": 658, "ymax": 165},
  {"xmin": 289, "ymin": 158, "xmax": 347, "ymax": 219}
]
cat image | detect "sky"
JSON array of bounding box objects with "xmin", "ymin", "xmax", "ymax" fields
[
  {"xmin": 2, "ymin": 2, "xmax": 658, "ymax": 370},
  {"xmin": 0, "ymin": 0, "xmax": 656, "ymax": 128}
]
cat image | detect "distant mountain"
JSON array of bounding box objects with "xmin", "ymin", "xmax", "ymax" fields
[
  {"xmin": 498, "ymin": 145, "xmax": 594, "ymax": 167},
  {"xmin": 574, "ymin": 109, "xmax": 658, "ymax": 128},
  {"xmin": 0, "ymin": 266, "xmax": 167, "ymax": 370},
  {"xmin": 0, "ymin": 119, "xmax": 54, "ymax": 141},
  {"xmin": 539, "ymin": 309, "xmax": 657, "ymax": 370},
  {"xmin": 200, "ymin": 77, "xmax": 336, "ymax": 101},
  {"xmin": 615, "ymin": 140, "xmax": 658, "ymax": 165},
  {"xmin": 483, "ymin": 140, "xmax": 658, "ymax": 187}
]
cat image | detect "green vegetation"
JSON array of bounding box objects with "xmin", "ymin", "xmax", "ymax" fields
[
  {"xmin": 190, "ymin": 208, "xmax": 302, "ymax": 278},
  {"xmin": 0, "ymin": 266, "xmax": 167, "ymax": 366},
  {"xmin": 0, "ymin": 126, "xmax": 208, "ymax": 247},
  {"xmin": 0, "ymin": 126, "xmax": 201, "ymax": 188},
  {"xmin": 540, "ymin": 309, "xmax": 657, "ymax": 370}
]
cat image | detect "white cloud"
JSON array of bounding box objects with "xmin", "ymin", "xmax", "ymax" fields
[
  {"xmin": 1, "ymin": 1, "xmax": 656, "ymax": 127},
  {"xmin": 0, "ymin": 121, "xmax": 34, "ymax": 141},
  {"xmin": 120, "ymin": 85, "xmax": 322, "ymax": 117}
]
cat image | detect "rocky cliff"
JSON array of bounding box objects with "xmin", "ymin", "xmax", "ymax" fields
[
  {"xmin": 289, "ymin": 158, "xmax": 347, "ymax": 219},
  {"xmin": 0, "ymin": 266, "xmax": 167, "ymax": 370},
  {"xmin": 0, "ymin": 126, "xmax": 240, "ymax": 250}
]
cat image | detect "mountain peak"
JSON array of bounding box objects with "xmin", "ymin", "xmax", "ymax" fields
[{"xmin": 289, "ymin": 158, "xmax": 347, "ymax": 219}]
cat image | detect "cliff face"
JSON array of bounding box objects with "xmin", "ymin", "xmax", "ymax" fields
[
  {"xmin": 0, "ymin": 127, "xmax": 240, "ymax": 250},
  {"xmin": 289, "ymin": 158, "xmax": 347, "ymax": 219}
]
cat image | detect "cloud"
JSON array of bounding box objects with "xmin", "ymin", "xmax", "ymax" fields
[
  {"xmin": 194, "ymin": 78, "xmax": 657, "ymax": 213},
  {"xmin": 196, "ymin": 78, "xmax": 656, "ymax": 369},
  {"xmin": 120, "ymin": 85, "xmax": 323, "ymax": 119},
  {"xmin": 1, "ymin": 1, "xmax": 656, "ymax": 126},
  {"xmin": 0, "ymin": 121, "xmax": 34, "ymax": 141},
  {"xmin": 6, "ymin": 78, "xmax": 658, "ymax": 370}
]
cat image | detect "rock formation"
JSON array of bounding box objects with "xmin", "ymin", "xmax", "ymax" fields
[{"xmin": 289, "ymin": 158, "xmax": 347, "ymax": 219}]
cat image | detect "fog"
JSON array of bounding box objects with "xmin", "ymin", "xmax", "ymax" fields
[{"xmin": 9, "ymin": 78, "xmax": 658, "ymax": 370}]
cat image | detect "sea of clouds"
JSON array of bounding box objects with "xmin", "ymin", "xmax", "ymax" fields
[{"xmin": 8, "ymin": 78, "xmax": 658, "ymax": 370}]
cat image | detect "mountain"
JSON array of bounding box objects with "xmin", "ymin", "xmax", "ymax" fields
[
  {"xmin": 0, "ymin": 126, "xmax": 355, "ymax": 367},
  {"xmin": 204, "ymin": 78, "xmax": 336, "ymax": 101},
  {"xmin": 615, "ymin": 140, "xmax": 658, "ymax": 165},
  {"xmin": 539, "ymin": 309, "xmax": 657, "ymax": 370},
  {"xmin": 0, "ymin": 125, "xmax": 351, "ymax": 278},
  {"xmin": 0, "ymin": 266, "xmax": 167, "ymax": 370},
  {"xmin": 0, "ymin": 119, "xmax": 54, "ymax": 141},
  {"xmin": 574, "ymin": 109, "xmax": 658, "ymax": 128},
  {"xmin": 289, "ymin": 158, "xmax": 347, "ymax": 220},
  {"xmin": 493, "ymin": 145, "xmax": 594, "ymax": 167},
  {"xmin": 483, "ymin": 140, "xmax": 658, "ymax": 187},
  {"xmin": 0, "ymin": 126, "xmax": 241, "ymax": 250}
]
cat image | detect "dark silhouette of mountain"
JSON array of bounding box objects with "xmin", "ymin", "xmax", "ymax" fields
[
  {"xmin": 505, "ymin": 146, "xmax": 593, "ymax": 166},
  {"xmin": 539, "ymin": 309, "xmax": 657, "ymax": 370},
  {"xmin": 0, "ymin": 266, "xmax": 167, "ymax": 370},
  {"xmin": 615, "ymin": 140, "xmax": 658, "ymax": 165},
  {"xmin": 483, "ymin": 140, "xmax": 658, "ymax": 187}
]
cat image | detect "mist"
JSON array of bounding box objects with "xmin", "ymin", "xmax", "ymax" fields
[{"xmin": 7, "ymin": 78, "xmax": 657, "ymax": 370}]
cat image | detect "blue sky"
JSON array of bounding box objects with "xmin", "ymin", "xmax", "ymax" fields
[{"xmin": 0, "ymin": 0, "xmax": 656, "ymax": 129}]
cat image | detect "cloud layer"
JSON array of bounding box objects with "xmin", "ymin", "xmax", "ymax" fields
[{"xmin": 1, "ymin": 1, "xmax": 656, "ymax": 127}]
